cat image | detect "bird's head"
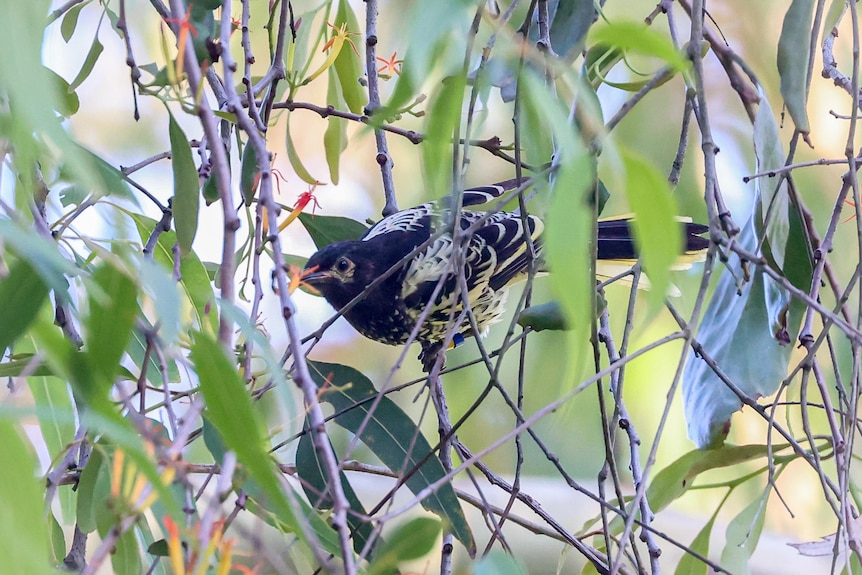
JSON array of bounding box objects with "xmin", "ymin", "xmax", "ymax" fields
[{"xmin": 303, "ymin": 241, "xmax": 377, "ymax": 309}]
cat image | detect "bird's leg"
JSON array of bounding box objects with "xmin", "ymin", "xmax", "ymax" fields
[{"xmin": 419, "ymin": 341, "xmax": 445, "ymax": 373}]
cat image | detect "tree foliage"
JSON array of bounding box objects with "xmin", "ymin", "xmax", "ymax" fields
[{"xmin": 0, "ymin": 0, "xmax": 858, "ymax": 573}]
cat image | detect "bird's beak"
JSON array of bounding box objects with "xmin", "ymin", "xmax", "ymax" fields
[{"xmin": 301, "ymin": 268, "xmax": 334, "ymax": 286}]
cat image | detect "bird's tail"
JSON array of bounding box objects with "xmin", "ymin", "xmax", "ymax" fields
[{"xmin": 597, "ymin": 217, "xmax": 709, "ymax": 261}]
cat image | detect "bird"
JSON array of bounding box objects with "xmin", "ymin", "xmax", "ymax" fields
[{"xmin": 302, "ymin": 179, "xmax": 708, "ymax": 370}]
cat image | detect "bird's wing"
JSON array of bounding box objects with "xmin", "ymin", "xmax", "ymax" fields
[
  {"xmin": 362, "ymin": 203, "xmax": 435, "ymax": 242},
  {"xmin": 474, "ymin": 212, "xmax": 544, "ymax": 291}
]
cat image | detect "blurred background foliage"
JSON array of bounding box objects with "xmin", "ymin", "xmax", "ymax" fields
[{"xmin": 1, "ymin": 0, "xmax": 860, "ymax": 573}]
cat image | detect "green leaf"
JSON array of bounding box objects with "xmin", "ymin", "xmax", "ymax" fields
[
  {"xmin": 684, "ymin": 96, "xmax": 810, "ymax": 449},
  {"xmin": 474, "ymin": 551, "xmax": 527, "ymax": 575},
  {"xmin": 333, "ymin": 0, "xmax": 367, "ymax": 113},
  {"xmin": 25, "ymin": 334, "xmax": 75, "ymax": 522},
  {"xmin": 0, "ymin": 421, "xmax": 54, "ymax": 575},
  {"xmin": 548, "ymin": 0, "xmax": 597, "ymax": 64},
  {"xmin": 59, "ymin": 185, "xmax": 88, "ymax": 207},
  {"xmin": 646, "ymin": 444, "xmax": 792, "ymax": 513},
  {"xmin": 0, "ymin": 356, "xmax": 55, "ymax": 377},
  {"xmin": 422, "ymin": 74, "xmax": 466, "ymax": 198},
  {"xmin": 45, "ymin": 66, "xmax": 80, "ymax": 117},
  {"xmin": 0, "ymin": 259, "xmax": 50, "ymax": 355},
  {"xmin": 69, "ymin": 35, "xmax": 104, "ymax": 90},
  {"xmin": 48, "ymin": 512, "xmax": 66, "ymax": 564},
  {"xmin": 0, "ymin": 221, "xmax": 78, "ymax": 297},
  {"xmin": 82, "ymin": 264, "xmax": 137, "ymax": 398},
  {"xmin": 720, "ymin": 491, "xmax": 768, "ymax": 574},
  {"xmin": 286, "ymin": 119, "xmax": 320, "ymax": 185},
  {"xmin": 296, "ymin": 421, "xmax": 376, "ymax": 556},
  {"xmin": 367, "ymin": 517, "xmax": 441, "ymax": 575},
  {"xmin": 201, "ymin": 417, "xmax": 228, "ymax": 467},
  {"xmin": 324, "ymin": 72, "xmax": 349, "ymax": 185},
  {"xmin": 585, "ymin": 42, "xmax": 624, "ymax": 90},
  {"xmin": 589, "ymin": 20, "xmax": 689, "ymax": 73},
  {"xmin": 69, "ymin": 143, "xmax": 135, "ymax": 200},
  {"xmin": 308, "ymin": 361, "xmax": 475, "ymax": 555},
  {"xmin": 240, "ymin": 141, "xmax": 261, "ymax": 206},
  {"xmin": 777, "ymin": 0, "xmax": 814, "ymax": 134},
  {"xmin": 76, "ymin": 446, "xmax": 110, "ymax": 534},
  {"xmin": 753, "ymin": 94, "xmax": 812, "ymax": 286},
  {"xmin": 517, "ymin": 301, "xmax": 568, "ymax": 331},
  {"xmin": 674, "ymin": 511, "xmax": 718, "ymax": 575},
  {"xmin": 298, "ymin": 212, "xmax": 368, "ymax": 248},
  {"xmin": 620, "ymin": 147, "xmax": 680, "ymax": 314},
  {"xmin": 147, "ymin": 539, "xmax": 169, "ymax": 557},
  {"xmin": 823, "ymin": 0, "xmax": 847, "ymax": 36},
  {"xmin": 191, "ymin": 332, "xmax": 339, "ymax": 555},
  {"xmin": 61, "ymin": 1, "xmax": 88, "ymax": 42},
  {"xmin": 140, "ymin": 259, "xmax": 182, "ymax": 345},
  {"xmin": 187, "ymin": 3, "xmax": 216, "ymax": 65},
  {"xmin": 542, "ymin": 114, "xmax": 595, "ymax": 379},
  {"xmin": 129, "ymin": 212, "xmax": 217, "ymax": 334},
  {"xmin": 111, "ymin": 527, "xmax": 141, "ymax": 575},
  {"xmin": 168, "ymin": 112, "xmax": 200, "ymax": 255},
  {"xmin": 0, "ymin": 1, "xmax": 75, "ymax": 188},
  {"xmin": 127, "ymin": 325, "xmax": 181, "ymax": 387}
]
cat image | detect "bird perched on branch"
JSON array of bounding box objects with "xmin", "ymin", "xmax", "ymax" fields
[{"xmin": 303, "ymin": 179, "xmax": 708, "ymax": 371}]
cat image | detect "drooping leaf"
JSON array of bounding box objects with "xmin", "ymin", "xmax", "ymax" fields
[
  {"xmin": 674, "ymin": 510, "xmax": 719, "ymax": 575},
  {"xmin": 823, "ymin": 0, "xmax": 847, "ymax": 36},
  {"xmin": 286, "ymin": 118, "xmax": 320, "ymax": 185},
  {"xmin": 474, "ymin": 551, "xmax": 527, "ymax": 575},
  {"xmin": 69, "ymin": 35, "xmax": 104, "ymax": 90},
  {"xmin": 308, "ymin": 360, "xmax": 475, "ymax": 555},
  {"xmin": 191, "ymin": 332, "xmax": 340, "ymax": 556},
  {"xmin": 333, "ymin": 0, "xmax": 367, "ymax": 113},
  {"xmin": 366, "ymin": 517, "xmax": 441, "ymax": 575},
  {"xmin": 422, "ymin": 73, "xmax": 466, "ymax": 199},
  {"xmin": 0, "ymin": 259, "xmax": 50, "ymax": 355},
  {"xmin": 620, "ymin": 147, "xmax": 681, "ymax": 314},
  {"xmin": 777, "ymin": 0, "xmax": 814, "ymax": 134},
  {"xmin": 586, "ymin": 444, "xmax": 797, "ymax": 539},
  {"xmin": 0, "ymin": 356, "xmax": 55, "ymax": 377},
  {"xmin": 645, "ymin": 444, "xmax": 792, "ymax": 514},
  {"xmin": 539, "ymin": 86, "xmax": 595, "ymax": 379},
  {"xmin": 240, "ymin": 140, "xmax": 261, "ymax": 206},
  {"xmin": 168, "ymin": 111, "xmax": 200, "ymax": 255},
  {"xmin": 23, "ymin": 335, "xmax": 76, "ymax": 521},
  {"xmin": 720, "ymin": 490, "xmax": 769, "ymax": 574},
  {"xmin": 111, "ymin": 527, "xmax": 142, "ymax": 575},
  {"xmin": 324, "ymin": 71, "xmax": 349, "ymax": 185},
  {"xmin": 296, "ymin": 421, "xmax": 376, "ymax": 556},
  {"xmin": 82, "ymin": 264, "xmax": 138, "ymax": 398},
  {"xmin": 588, "ymin": 20, "xmax": 689, "ymax": 74},
  {"xmin": 129, "ymin": 212, "xmax": 217, "ymax": 334},
  {"xmin": 0, "ymin": 421, "xmax": 54, "ymax": 575},
  {"xmin": 683, "ymin": 95, "xmax": 811, "ymax": 449},
  {"xmin": 298, "ymin": 212, "xmax": 368, "ymax": 248},
  {"xmin": 45, "ymin": 66, "xmax": 80, "ymax": 117},
  {"xmin": 76, "ymin": 445, "xmax": 110, "ymax": 534},
  {"xmin": 0, "ymin": 221, "xmax": 78, "ymax": 296},
  {"xmin": 518, "ymin": 301, "xmax": 568, "ymax": 332},
  {"xmin": 48, "ymin": 512, "xmax": 66, "ymax": 564},
  {"xmin": 58, "ymin": 185, "xmax": 88, "ymax": 207},
  {"xmin": 60, "ymin": 1, "xmax": 89, "ymax": 42},
  {"xmin": 68, "ymin": 143, "xmax": 135, "ymax": 200},
  {"xmin": 548, "ymin": 0, "xmax": 597, "ymax": 64},
  {"xmin": 127, "ymin": 324, "xmax": 181, "ymax": 387},
  {"xmin": 139, "ymin": 259, "xmax": 182, "ymax": 345}
]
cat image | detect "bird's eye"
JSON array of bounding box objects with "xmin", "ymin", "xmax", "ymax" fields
[{"xmin": 335, "ymin": 257, "xmax": 352, "ymax": 273}]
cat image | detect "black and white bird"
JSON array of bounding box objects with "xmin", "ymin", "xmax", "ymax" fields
[{"xmin": 302, "ymin": 179, "xmax": 707, "ymax": 369}]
